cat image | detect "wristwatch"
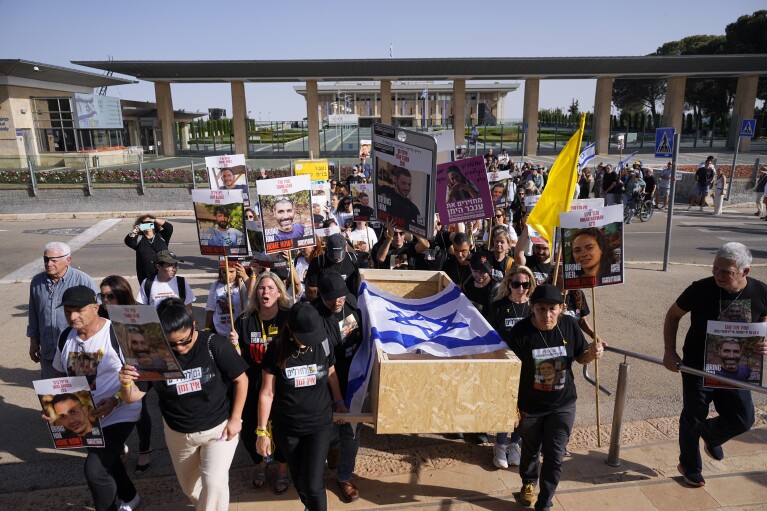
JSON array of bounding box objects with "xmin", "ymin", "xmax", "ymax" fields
[{"xmin": 113, "ymin": 392, "xmax": 123, "ymax": 408}]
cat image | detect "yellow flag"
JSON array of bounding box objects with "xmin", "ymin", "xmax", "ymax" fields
[{"xmin": 527, "ymin": 115, "xmax": 586, "ymax": 251}]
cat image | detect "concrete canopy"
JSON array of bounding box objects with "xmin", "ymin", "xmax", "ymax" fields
[{"xmin": 1, "ymin": 59, "xmax": 137, "ymax": 88}]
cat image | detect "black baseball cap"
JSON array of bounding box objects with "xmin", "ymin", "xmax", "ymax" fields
[
  {"xmin": 469, "ymin": 252, "xmax": 491, "ymax": 274},
  {"xmin": 58, "ymin": 285, "xmax": 98, "ymax": 308},
  {"xmin": 530, "ymin": 284, "xmax": 564, "ymax": 305},
  {"xmin": 326, "ymin": 234, "xmax": 348, "ymax": 260},
  {"xmin": 288, "ymin": 302, "xmax": 328, "ymax": 347},
  {"xmin": 318, "ymin": 273, "xmax": 348, "ymax": 301}
]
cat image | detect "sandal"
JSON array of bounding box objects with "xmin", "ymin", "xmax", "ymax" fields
[
  {"xmin": 274, "ymin": 473, "xmax": 290, "ymax": 495},
  {"xmin": 252, "ymin": 463, "xmax": 267, "ymax": 489},
  {"xmin": 135, "ymin": 450, "xmax": 152, "ymax": 475}
]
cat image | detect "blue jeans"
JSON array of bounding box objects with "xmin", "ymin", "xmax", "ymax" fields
[
  {"xmin": 679, "ymin": 373, "xmax": 754, "ymax": 475},
  {"xmin": 519, "ymin": 402, "xmax": 576, "ymax": 511},
  {"xmin": 329, "ymin": 422, "xmax": 361, "ymax": 482}
]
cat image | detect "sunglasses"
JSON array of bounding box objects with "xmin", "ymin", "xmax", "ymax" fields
[
  {"xmin": 495, "ymin": 214, "xmax": 504, "ymax": 218},
  {"xmin": 510, "ymin": 281, "xmax": 532, "ymax": 289},
  {"xmin": 44, "ymin": 254, "xmax": 70, "ymax": 263},
  {"xmin": 98, "ymin": 292, "xmax": 116, "ymax": 301},
  {"xmin": 393, "ymin": 232, "xmax": 405, "ymax": 237},
  {"xmin": 168, "ymin": 331, "xmax": 195, "ymax": 348}
]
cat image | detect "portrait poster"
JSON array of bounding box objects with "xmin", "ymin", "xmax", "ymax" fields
[
  {"xmin": 560, "ymin": 205, "xmax": 624, "ymax": 289},
  {"xmin": 106, "ymin": 305, "xmax": 184, "ymax": 380},
  {"xmin": 487, "ymin": 170, "xmax": 511, "ymax": 208},
  {"xmin": 359, "ymin": 140, "xmax": 371, "ymax": 160},
  {"xmin": 293, "ymin": 159, "xmax": 330, "ymax": 181},
  {"xmin": 257, "ymin": 175, "xmax": 315, "ymax": 254},
  {"xmin": 435, "ymin": 156, "xmax": 492, "ymax": 225},
  {"xmin": 351, "ymin": 182, "xmax": 376, "ymax": 222},
  {"xmin": 348, "ymin": 228, "xmax": 372, "ymax": 253},
  {"xmin": 311, "ymin": 180, "xmax": 332, "ymax": 228},
  {"xmin": 192, "ymin": 189, "xmax": 247, "ymax": 256},
  {"xmin": 34, "ymin": 376, "xmax": 105, "ymax": 449},
  {"xmin": 703, "ymin": 321, "xmax": 765, "ymax": 389},
  {"xmin": 372, "ymin": 123, "xmax": 436, "ymax": 237},
  {"xmin": 206, "ymin": 154, "xmax": 250, "ymax": 206}
]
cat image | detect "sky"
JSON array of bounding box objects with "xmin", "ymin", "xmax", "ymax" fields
[{"xmin": 1, "ymin": 0, "xmax": 763, "ymax": 121}]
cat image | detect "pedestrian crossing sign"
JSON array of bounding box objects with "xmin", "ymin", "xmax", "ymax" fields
[
  {"xmin": 739, "ymin": 119, "xmax": 756, "ymax": 138},
  {"xmin": 655, "ymin": 128, "xmax": 674, "ymax": 157}
]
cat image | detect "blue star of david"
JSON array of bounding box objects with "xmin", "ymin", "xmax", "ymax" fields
[{"xmin": 386, "ymin": 308, "xmax": 468, "ymax": 339}]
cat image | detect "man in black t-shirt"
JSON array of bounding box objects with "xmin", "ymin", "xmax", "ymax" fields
[
  {"xmin": 373, "ymin": 220, "xmax": 429, "ymax": 270},
  {"xmin": 688, "ymin": 156, "xmax": 715, "ymax": 212},
  {"xmin": 525, "ymin": 241, "xmax": 553, "ymax": 286},
  {"xmin": 440, "ymin": 233, "xmax": 473, "ymax": 289},
  {"xmin": 462, "ymin": 253, "xmax": 500, "ymax": 317},
  {"xmin": 304, "ymin": 234, "xmax": 359, "ymax": 302},
  {"xmin": 376, "ymin": 167, "xmax": 421, "ymax": 230},
  {"xmin": 663, "ymin": 242, "xmax": 767, "ymax": 488},
  {"xmin": 313, "ymin": 273, "xmax": 363, "ymax": 502}
]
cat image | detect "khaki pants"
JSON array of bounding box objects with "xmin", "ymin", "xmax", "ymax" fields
[{"xmin": 164, "ymin": 419, "xmax": 238, "ymax": 511}]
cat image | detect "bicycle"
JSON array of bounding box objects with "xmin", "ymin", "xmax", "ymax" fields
[{"xmin": 623, "ymin": 192, "xmax": 654, "ymax": 224}]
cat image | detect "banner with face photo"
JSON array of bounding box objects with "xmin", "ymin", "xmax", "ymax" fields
[
  {"xmin": 704, "ymin": 321, "xmax": 765, "ymax": 388},
  {"xmin": 436, "ymin": 156, "xmax": 492, "ymax": 225},
  {"xmin": 258, "ymin": 175, "xmax": 315, "ymax": 254},
  {"xmin": 372, "ymin": 124, "xmax": 436, "ymax": 237},
  {"xmin": 351, "ymin": 182, "xmax": 376, "ymax": 222},
  {"xmin": 294, "ymin": 159, "xmax": 330, "ymax": 181},
  {"xmin": 107, "ymin": 305, "xmax": 185, "ymax": 380},
  {"xmin": 560, "ymin": 204, "xmax": 624, "ymax": 289},
  {"xmin": 310, "ymin": 180, "xmax": 332, "ymax": 229},
  {"xmin": 192, "ymin": 189, "xmax": 247, "ymax": 256},
  {"xmin": 245, "ymin": 220, "xmax": 265, "ymax": 255},
  {"xmin": 34, "ymin": 376, "xmax": 105, "ymax": 449},
  {"xmin": 206, "ymin": 154, "xmax": 250, "ymax": 206},
  {"xmin": 487, "ymin": 170, "xmax": 511, "ymax": 209}
]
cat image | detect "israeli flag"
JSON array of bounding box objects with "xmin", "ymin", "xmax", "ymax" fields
[
  {"xmin": 420, "ymin": 88, "xmax": 429, "ymax": 100},
  {"xmin": 616, "ymin": 151, "xmax": 638, "ymax": 171},
  {"xmin": 345, "ymin": 280, "xmax": 506, "ymax": 411},
  {"xmin": 578, "ymin": 143, "xmax": 595, "ymax": 167}
]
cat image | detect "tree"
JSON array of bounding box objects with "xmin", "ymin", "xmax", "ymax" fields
[
  {"xmin": 724, "ymin": 10, "xmax": 767, "ymax": 101},
  {"xmin": 612, "ymin": 79, "xmax": 665, "ymax": 117},
  {"xmin": 568, "ymin": 99, "xmax": 580, "ymax": 120}
]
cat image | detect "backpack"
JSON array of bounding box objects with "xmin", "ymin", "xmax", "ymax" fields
[
  {"xmin": 58, "ymin": 324, "xmax": 124, "ymax": 364},
  {"xmin": 144, "ymin": 276, "xmax": 186, "ymax": 304}
]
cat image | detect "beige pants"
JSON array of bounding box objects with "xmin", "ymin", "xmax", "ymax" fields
[{"xmin": 164, "ymin": 419, "xmax": 238, "ymax": 511}]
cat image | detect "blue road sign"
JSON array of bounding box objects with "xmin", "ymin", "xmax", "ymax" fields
[
  {"xmin": 655, "ymin": 127, "xmax": 674, "ymax": 158},
  {"xmin": 740, "ymin": 119, "xmax": 756, "ymax": 138},
  {"xmin": 523, "ymin": 123, "xmax": 528, "ymax": 134}
]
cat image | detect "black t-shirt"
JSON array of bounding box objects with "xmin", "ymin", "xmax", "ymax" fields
[
  {"xmin": 695, "ymin": 166, "xmax": 714, "ymax": 186},
  {"xmin": 602, "ymin": 171, "xmax": 618, "ymax": 193},
  {"xmin": 563, "ymin": 290, "xmax": 590, "ymax": 321},
  {"xmin": 353, "ymin": 205, "xmax": 375, "ymax": 219},
  {"xmin": 124, "ymin": 223, "xmax": 173, "ymax": 285},
  {"xmin": 486, "ymin": 296, "xmax": 530, "ymax": 341},
  {"xmin": 138, "ymin": 332, "xmax": 247, "ymax": 433},
  {"xmin": 313, "ymin": 294, "xmax": 362, "ymax": 397},
  {"xmin": 235, "ymin": 308, "xmax": 290, "ymax": 386},
  {"xmin": 462, "ymin": 277, "xmax": 499, "ymax": 316},
  {"xmin": 442, "ymin": 255, "xmax": 472, "ymax": 287},
  {"xmin": 377, "ymin": 185, "xmax": 421, "ymax": 229},
  {"xmin": 506, "ymin": 315, "xmax": 587, "ymax": 414},
  {"xmin": 373, "ymin": 241, "xmax": 418, "ymax": 270},
  {"xmin": 483, "ymin": 250, "xmax": 514, "ymax": 282},
  {"xmin": 676, "ymin": 276, "xmax": 767, "ymax": 370},
  {"xmin": 526, "ymin": 260, "xmax": 553, "ymax": 286},
  {"xmin": 305, "ymin": 253, "xmax": 359, "ymax": 294},
  {"xmin": 644, "ymin": 175, "xmax": 657, "ymax": 195},
  {"xmin": 262, "ymin": 336, "xmax": 336, "ymax": 434}
]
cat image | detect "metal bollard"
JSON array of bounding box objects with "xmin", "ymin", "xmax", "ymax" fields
[
  {"xmin": 84, "ymin": 157, "xmax": 93, "ymax": 196},
  {"xmin": 190, "ymin": 159, "xmax": 196, "ymax": 189},
  {"xmin": 138, "ymin": 157, "xmax": 146, "ymax": 195},
  {"xmin": 28, "ymin": 156, "xmax": 38, "ymax": 196},
  {"xmin": 606, "ymin": 361, "xmax": 630, "ymax": 467}
]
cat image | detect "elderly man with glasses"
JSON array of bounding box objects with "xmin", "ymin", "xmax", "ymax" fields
[{"xmin": 27, "ymin": 241, "xmax": 97, "ymax": 378}]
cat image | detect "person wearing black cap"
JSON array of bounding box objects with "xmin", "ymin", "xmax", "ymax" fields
[
  {"xmin": 373, "ymin": 220, "xmax": 429, "ymax": 270},
  {"xmin": 507, "ymin": 284, "xmax": 603, "ymax": 510},
  {"xmin": 52, "ymin": 285, "xmax": 142, "ymax": 511},
  {"xmin": 137, "ymin": 250, "xmax": 195, "ymax": 311},
  {"xmin": 313, "ymin": 273, "xmax": 363, "ymax": 502},
  {"xmin": 463, "ymin": 252, "xmax": 500, "ymax": 317},
  {"xmin": 257, "ymin": 302, "xmax": 347, "ymax": 511},
  {"xmin": 304, "ymin": 233, "xmax": 360, "ymax": 302}
]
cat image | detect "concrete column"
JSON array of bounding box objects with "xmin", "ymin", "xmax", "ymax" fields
[
  {"xmin": 231, "ymin": 81, "xmax": 248, "ymax": 156},
  {"xmin": 728, "ymin": 75, "xmax": 758, "ymax": 151},
  {"xmin": 181, "ymin": 123, "xmax": 190, "ymax": 150},
  {"xmin": 380, "ymin": 80, "xmax": 392, "ymax": 124},
  {"xmin": 453, "ymin": 79, "xmax": 466, "ymax": 148},
  {"xmin": 522, "ymin": 79, "xmax": 539, "ymax": 157},
  {"xmin": 154, "ymin": 81, "xmax": 176, "ymax": 156},
  {"xmin": 306, "ymin": 80, "xmax": 320, "ymax": 158},
  {"xmin": 593, "ymin": 77, "xmax": 613, "ymax": 155},
  {"xmin": 662, "ymin": 76, "xmax": 686, "ymax": 135}
]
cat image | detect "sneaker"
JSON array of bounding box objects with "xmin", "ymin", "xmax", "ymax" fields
[
  {"xmin": 677, "ymin": 464, "xmax": 705, "ymax": 487},
  {"xmin": 492, "ymin": 444, "xmax": 509, "ymax": 469},
  {"xmin": 519, "ymin": 482, "xmax": 536, "ymax": 506},
  {"xmin": 507, "ymin": 442, "xmax": 521, "ymax": 466},
  {"xmin": 703, "ymin": 440, "xmax": 724, "ymax": 461},
  {"xmin": 118, "ymin": 494, "xmax": 141, "ymax": 511}
]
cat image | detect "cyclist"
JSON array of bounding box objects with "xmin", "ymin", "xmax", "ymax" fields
[{"xmin": 623, "ymin": 171, "xmax": 645, "ymax": 224}]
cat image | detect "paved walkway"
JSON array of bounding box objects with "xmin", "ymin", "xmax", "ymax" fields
[{"xmin": 3, "ymin": 412, "xmax": 765, "ymax": 511}]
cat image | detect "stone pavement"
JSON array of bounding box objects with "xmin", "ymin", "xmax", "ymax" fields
[{"xmin": 1, "ymin": 414, "xmax": 765, "ymax": 511}]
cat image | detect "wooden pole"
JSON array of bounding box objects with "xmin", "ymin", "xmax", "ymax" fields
[
  {"xmin": 288, "ymin": 250, "xmax": 297, "ymax": 305},
  {"xmin": 224, "ymin": 255, "xmax": 239, "ymax": 353},
  {"xmin": 592, "ymin": 286, "xmax": 601, "ymax": 448}
]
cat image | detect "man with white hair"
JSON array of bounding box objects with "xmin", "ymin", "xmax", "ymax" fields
[
  {"xmin": 27, "ymin": 242, "xmax": 97, "ymax": 377},
  {"xmin": 663, "ymin": 242, "xmax": 767, "ymax": 488}
]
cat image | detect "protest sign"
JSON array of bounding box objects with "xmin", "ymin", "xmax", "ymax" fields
[
  {"xmin": 310, "ymin": 180, "xmax": 332, "ymax": 228},
  {"xmin": 569, "ymin": 198, "xmax": 605, "ymax": 211},
  {"xmin": 487, "ymin": 170, "xmax": 511, "ymax": 208},
  {"xmin": 192, "ymin": 189, "xmax": 247, "ymax": 256},
  {"xmin": 435, "ymin": 156, "xmax": 493, "ymax": 225},
  {"xmin": 351, "ymin": 182, "xmax": 376, "ymax": 222},
  {"xmin": 257, "ymin": 175, "xmax": 315, "ymax": 254},
  {"xmin": 294, "ymin": 159, "xmax": 330, "ymax": 181},
  {"xmin": 206, "ymin": 154, "xmax": 250, "ymax": 206},
  {"xmin": 372, "ymin": 124, "xmax": 436, "ymax": 237},
  {"xmin": 560, "ymin": 204, "xmax": 624, "ymax": 289},
  {"xmin": 107, "ymin": 305, "xmax": 185, "ymax": 380},
  {"xmin": 34, "ymin": 376, "xmax": 105, "ymax": 449},
  {"xmin": 703, "ymin": 321, "xmax": 765, "ymax": 388}
]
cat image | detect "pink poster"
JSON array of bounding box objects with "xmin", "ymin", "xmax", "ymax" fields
[{"xmin": 435, "ymin": 156, "xmax": 493, "ymax": 225}]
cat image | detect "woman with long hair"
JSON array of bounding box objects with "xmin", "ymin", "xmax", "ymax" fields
[
  {"xmin": 445, "ymin": 165, "xmax": 480, "ymax": 202},
  {"xmin": 230, "ymin": 271, "xmax": 292, "ymax": 494},
  {"xmin": 569, "ymin": 228, "xmax": 612, "ymax": 283},
  {"xmin": 486, "ymin": 266, "xmax": 536, "ymax": 469},
  {"xmin": 204, "ymin": 262, "xmax": 249, "ymax": 336},
  {"xmin": 713, "ymin": 167, "xmax": 727, "ymax": 215},
  {"xmin": 257, "ymin": 302, "xmax": 347, "ymax": 511},
  {"xmin": 579, "ymin": 168, "xmax": 593, "ymax": 199}
]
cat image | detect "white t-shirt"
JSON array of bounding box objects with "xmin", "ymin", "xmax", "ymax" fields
[
  {"xmin": 53, "ymin": 319, "xmax": 141, "ymax": 427},
  {"xmin": 137, "ymin": 275, "xmax": 196, "ymax": 307},
  {"xmin": 205, "ymin": 281, "xmax": 246, "ymax": 335},
  {"xmin": 289, "ymin": 256, "xmax": 311, "ymax": 301}
]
